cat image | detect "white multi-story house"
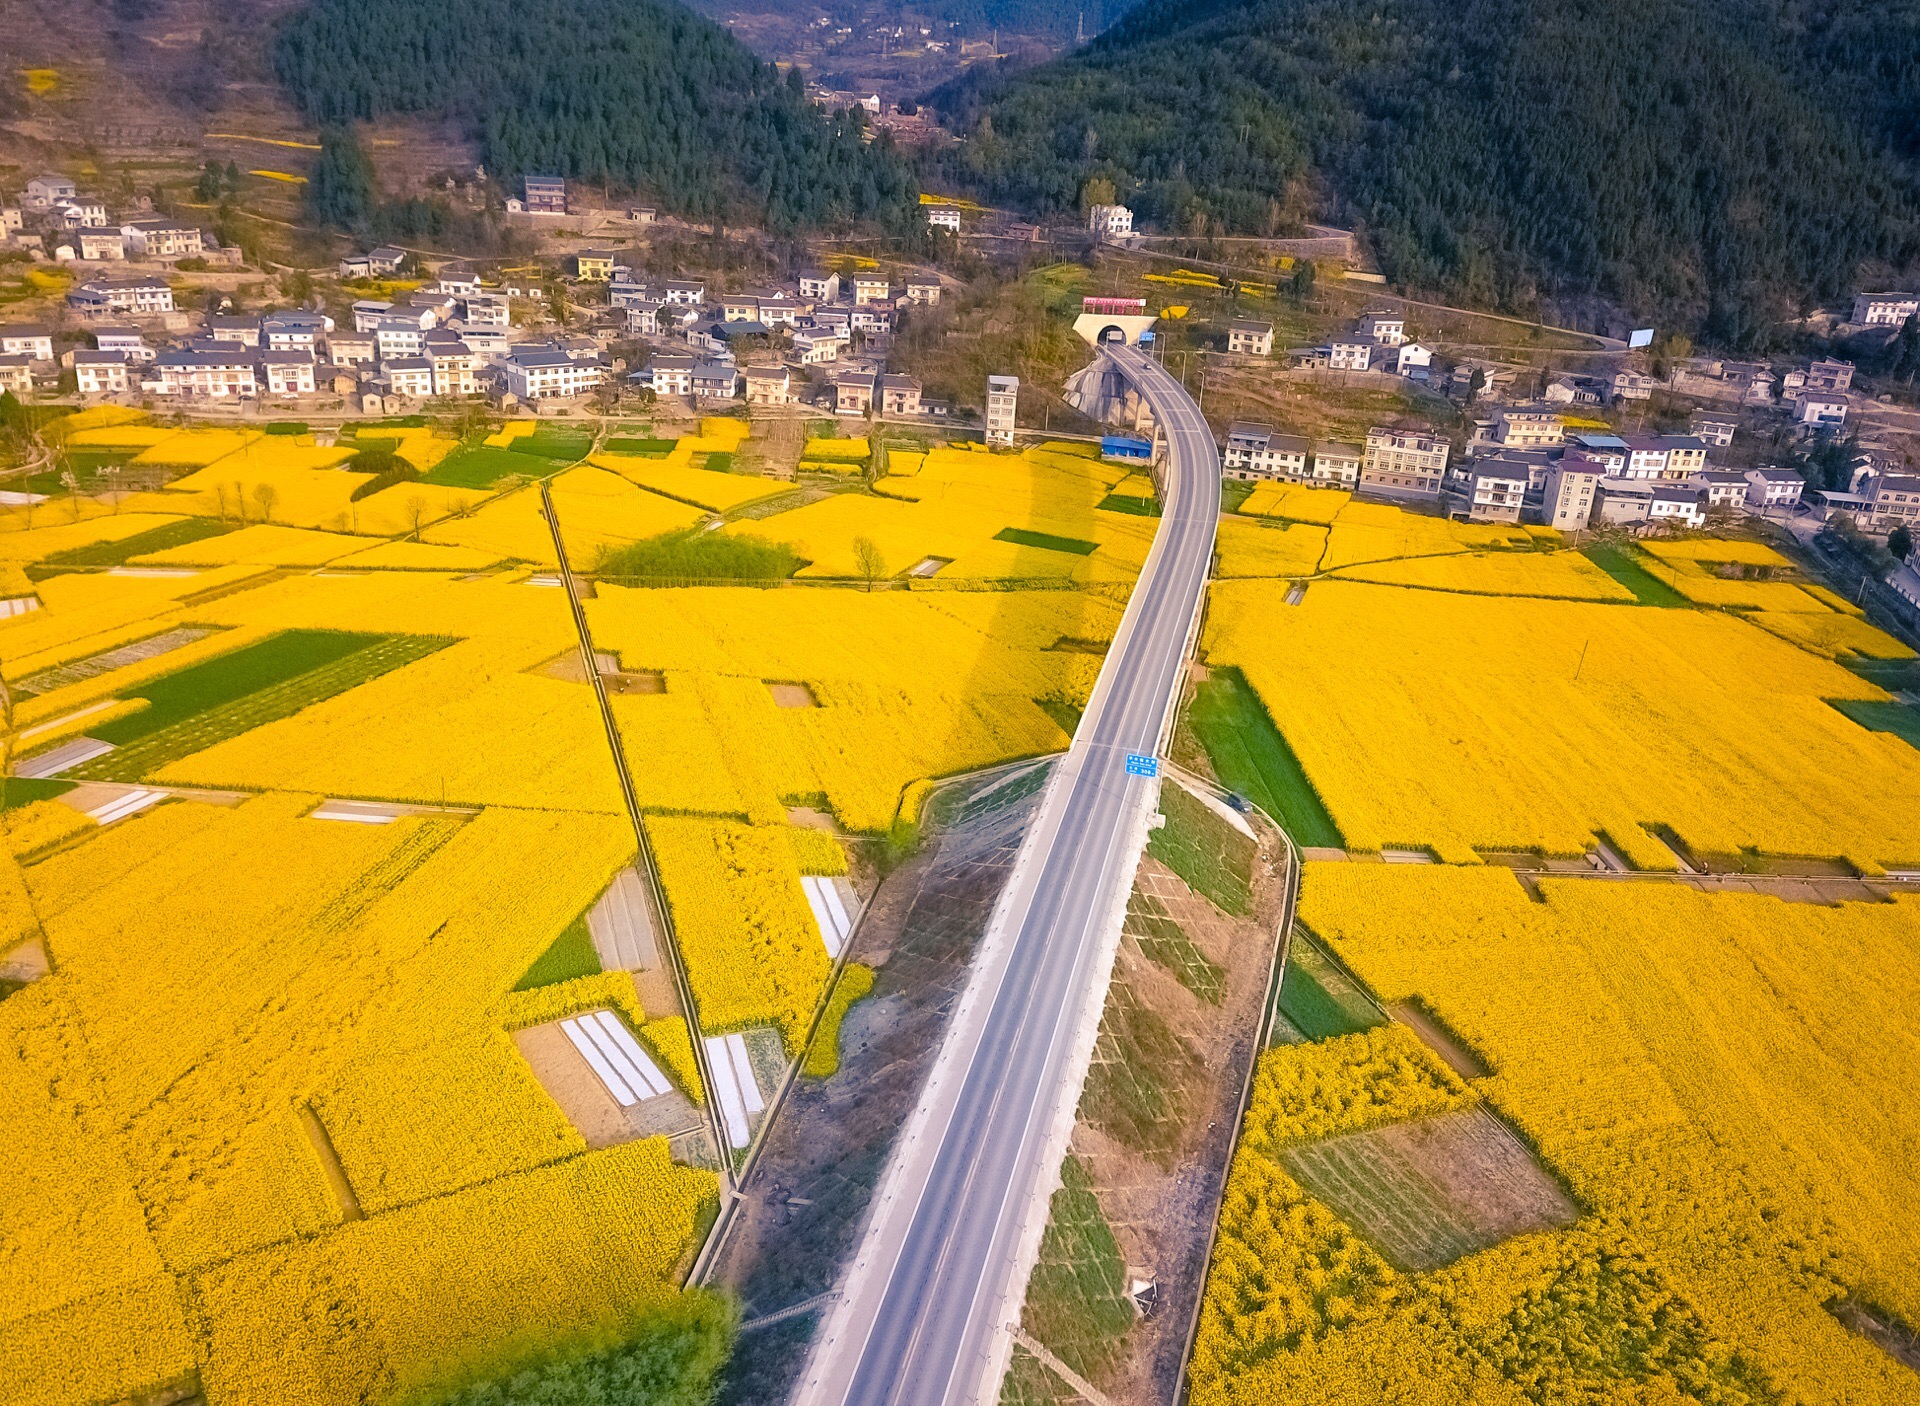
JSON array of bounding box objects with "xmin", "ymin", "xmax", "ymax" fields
[
  {"xmin": 1798, "ymin": 392, "xmax": 1849, "ymax": 429},
  {"xmin": 1311, "ymin": 441, "xmax": 1362, "ymax": 486},
  {"xmin": 757, "ymin": 292, "xmax": 802, "ymax": 327},
  {"xmin": 926, "ymin": 206, "xmax": 962, "ymax": 233},
  {"xmin": 120, "ymin": 219, "xmax": 203, "ymax": 260},
  {"xmin": 1744, "ymin": 467, "xmax": 1804, "ymax": 513},
  {"xmin": 1867, "ymin": 474, "xmax": 1920, "ymax": 532},
  {"xmin": 325, "ymin": 332, "xmax": 377, "ymax": 366},
  {"xmin": 1609, "ymin": 369, "xmax": 1658, "ymax": 402},
  {"xmin": 1540, "ymin": 457, "xmax": 1605, "ymax": 530},
  {"xmin": 1495, "ymin": 406, "xmax": 1563, "ymax": 448},
  {"xmin": 1689, "ymin": 411, "xmax": 1738, "ymax": 447},
  {"xmin": 151, "ymin": 350, "xmax": 256, "ymax": 399},
  {"xmin": 1221, "ymin": 422, "xmax": 1308, "ymax": 481},
  {"xmin": 1647, "ymin": 482, "xmax": 1706, "ymax": 528},
  {"xmin": 1462, "ymin": 463, "xmax": 1528, "ymax": 523},
  {"xmin": 1395, "ymin": 343, "xmax": 1433, "ymax": 380},
  {"xmin": 625, "ymin": 302, "xmax": 662, "ymax": 337},
  {"xmin": 67, "ymin": 277, "xmax": 173, "ymax": 317},
  {"xmin": 985, "ymin": 375, "xmax": 1019, "ymax": 446},
  {"xmin": 0, "ymin": 324, "xmax": 54, "ymax": 360},
  {"xmin": 93, "ymin": 327, "xmax": 152, "ymax": 362},
  {"xmin": 262, "ymin": 349, "xmax": 317, "ymax": 396},
  {"xmin": 1227, "ymin": 320, "xmax": 1273, "ymax": 356},
  {"xmin": 798, "ymin": 270, "xmax": 840, "ymax": 303},
  {"xmin": 503, "ymin": 346, "xmax": 602, "ymax": 400},
  {"xmin": 352, "ymin": 299, "xmax": 393, "ymax": 332},
  {"xmin": 661, "ymin": 279, "xmax": 705, "ymax": 306},
  {"xmin": 57, "ymin": 199, "xmax": 109, "ymax": 228},
  {"xmin": 852, "ymin": 274, "xmax": 890, "ymax": 306},
  {"xmin": 23, "ymin": 174, "xmax": 77, "ymax": 209},
  {"xmin": 78, "ymin": 229, "xmax": 124, "ymax": 260},
  {"xmin": 436, "ymin": 264, "xmax": 482, "ymax": 297},
  {"xmin": 374, "ymin": 316, "xmax": 427, "ymax": 360},
  {"xmin": 1687, "ymin": 469, "xmax": 1751, "ymax": 511},
  {"xmin": 1361, "ymin": 427, "xmax": 1449, "ymax": 495},
  {"xmin": 0, "ymin": 356, "xmax": 31, "ymax": 395},
  {"xmin": 382, "ymin": 357, "xmax": 435, "ymax": 399},
  {"xmin": 644, "ymin": 354, "xmax": 694, "ymax": 397},
  {"xmin": 1355, "ymin": 309, "xmax": 1405, "ymax": 346},
  {"xmin": 262, "ymin": 313, "xmax": 329, "ymax": 351},
  {"xmin": 1852, "ymin": 292, "xmax": 1920, "ymax": 326},
  {"xmin": 692, "ymin": 362, "xmax": 738, "ymax": 400},
  {"xmin": 902, "ymin": 276, "xmax": 942, "ymax": 307},
  {"xmin": 461, "ymin": 294, "xmax": 511, "ymax": 327},
  {"xmin": 1328, "ymin": 337, "xmax": 1373, "ymax": 371},
  {"xmin": 73, "ymin": 350, "xmax": 129, "ymax": 395},
  {"xmin": 1087, "ymin": 203, "xmax": 1133, "ymax": 239}
]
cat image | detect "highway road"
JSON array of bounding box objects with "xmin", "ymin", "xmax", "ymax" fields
[{"xmin": 794, "ymin": 343, "xmax": 1222, "ymax": 1406}]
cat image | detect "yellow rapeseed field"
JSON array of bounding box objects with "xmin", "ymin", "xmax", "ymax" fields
[
  {"xmin": 803, "ymin": 436, "xmax": 870, "ymax": 462},
  {"xmin": 1330, "ymin": 549, "xmax": 1635, "ymax": 600},
  {"xmin": 1238, "ymin": 482, "xmax": 1350, "ymax": 525},
  {"xmin": 0, "ymin": 566, "xmax": 271, "ymax": 684},
  {"xmin": 334, "ymin": 540, "xmax": 507, "ymax": 571},
  {"xmin": 1212, "ymin": 519, "xmax": 1328, "ymax": 577},
  {"xmin": 587, "ymin": 453, "xmax": 787, "ymax": 511},
  {"xmin": 1747, "ymin": 608, "xmax": 1917, "ymax": 660},
  {"xmin": 1, "ymin": 791, "xmax": 718, "ymax": 1406},
  {"xmin": 1642, "ymin": 538, "xmax": 1795, "ymax": 569},
  {"xmin": 1205, "ymin": 579, "xmax": 1920, "ymax": 868},
  {"xmin": 132, "ymin": 524, "xmax": 382, "ymax": 568},
  {"xmin": 431, "ymin": 471, "xmax": 703, "ymax": 567},
  {"xmin": 1319, "ymin": 510, "xmax": 1532, "ymax": 570},
  {"xmin": 143, "ymin": 448, "xmax": 486, "ymax": 537},
  {"xmin": 0, "ymin": 512, "xmax": 185, "ymax": 562},
  {"xmin": 130, "ymin": 429, "xmax": 261, "ymax": 467},
  {"xmin": 1217, "ymin": 863, "xmax": 1920, "ymax": 1406}
]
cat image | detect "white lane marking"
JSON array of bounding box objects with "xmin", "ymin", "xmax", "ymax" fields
[
  {"xmin": 561, "ymin": 1017, "xmax": 637, "ymax": 1106},
  {"xmin": 87, "ymin": 789, "xmax": 166, "ymax": 825},
  {"xmin": 593, "ymin": 1010, "xmax": 670, "ymax": 1096}
]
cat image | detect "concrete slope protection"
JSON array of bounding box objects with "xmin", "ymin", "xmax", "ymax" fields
[{"xmin": 795, "ymin": 345, "xmax": 1222, "ymax": 1406}]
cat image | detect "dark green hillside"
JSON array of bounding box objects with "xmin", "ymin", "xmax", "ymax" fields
[
  {"xmin": 275, "ymin": 0, "xmax": 919, "ymax": 231},
  {"xmin": 927, "ymin": 0, "xmax": 1920, "ymax": 345}
]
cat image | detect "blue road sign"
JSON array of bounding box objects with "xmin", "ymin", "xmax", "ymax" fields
[{"xmin": 1124, "ymin": 753, "xmax": 1159, "ymax": 778}]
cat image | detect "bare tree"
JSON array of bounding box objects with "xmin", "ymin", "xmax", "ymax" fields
[
  {"xmin": 405, "ymin": 493, "xmax": 429, "ymax": 540},
  {"xmin": 853, "ymin": 535, "xmax": 887, "ymax": 592},
  {"xmin": 252, "ymin": 482, "xmax": 279, "ymax": 524}
]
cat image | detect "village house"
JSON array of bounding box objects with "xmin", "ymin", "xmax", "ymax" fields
[
  {"xmin": 570, "ymin": 250, "xmax": 617, "ymax": 282},
  {"xmin": 986, "ymin": 374, "xmax": 1019, "ymax": 447},
  {"xmin": 325, "ymin": 331, "xmax": 376, "ymax": 366},
  {"xmin": 1867, "ymin": 474, "xmax": 1920, "ymax": 532},
  {"xmin": 57, "ymin": 199, "xmax": 109, "ymax": 228},
  {"xmin": 1227, "ymin": 320, "xmax": 1274, "ymax": 356},
  {"xmin": 23, "ymin": 174, "xmax": 77, "ymax": 210},
  {"xmin": 0, "ymin": 356, "xmax": 31, "ymax": 396},
  {"xmin": 374, "ymin": 316, "xmax": 427, "ymax": 361},
  {"xmin": 621, "ymin": 302, "xmax": 661, "ymax": 338},
  {"xmin": 523, "ymin": 175, "xmax": 567, "ymax": 215},
  {"xmin": 644, "ymin": 354, "xmax": 694, "ymax": 397},
  {"xmin": 1803, "ymin": 357, "xmax": 1854, "ymax": 394},
  {"xmin": 1744, "ymin": 467, "xmax": 1805, "ymax": 514},
  {"xmin": 1689, "ymin": 410, "xmax": 1738, "ymax": 447},
  {"xmin": 1647, "ymin": 482, "xmax": 1707, "ymax": 529},
  {"xmin": 1394, "ymin": 343, "xmax": 1433, "ymax": 380},
  {"xmin": 851, "ymin": 302, "xmax": 895, "ymax": 334},
  {"xmin": 1540, "ymin": 457, "xmax": 1605, "ymax": 531},
  {"xmin": 67, "ymin": 277, "xmax": 174, "ymax": 318},
  {"xmin": 880, "ymin": 374, "xmax": 923, "ymax": 415},
  {"xmin": 120, "ymin": 219, "xmax": 203, "ymax": 260},
  {"xmin": 902, "ymin": 275, "xmax": 942, "ymax": 307},
  {"xmin": 262, "ymin": 349, "xmax": 317, "ymax": 397},
  {"xmin": 1087, "ymin": 203, "xmax": 1133, "ymax": 239},
  {"xmin": 1851, "ymin": 292, "xmax": 1920, "ymax": 327},
  {"xmin": 0, "ymin": 325, "xmax": 54, "ymax": 361},
  {"xmin": 1221, "ymin": 422, "xmax": 1309, "ymax": 481},
  {"xmin": 78, "ymin": 229, "xmax": 124, "ymax": 261},
  {"xmin": 504, "ymin": 346, "xmax": 602, "ymax": 400},
  {"xmin": 1460, "ymin": 462, "xmax": 1528, "ymax": 523},
  {"xmin": 852, "ymin": 274, "xmax": 890, "ymax": 306},
  {"xmin": 926, "ymin": 206, "xmax": 962, "ymax": 233},
  {"xmin": 722, "ymin": 293, "xmax": 761, "ymax": 322},
  {"xmin": 1797, "ymin": 392, "xmax": 1849, "ymax": 429},
  {"xmin": 661, "ymin": 279, "xmax": 705, "ymax": 306},
  {"xmin": 150, "ymin": 349, "xmax": 256, "ymax": 399},
  {"xmin": 461, "ymin": 294, "xmax": 511, "ymax": 327},
  {"xmin": 693, "ymin": 362, "xmax": 739, "ymax": 400},
  {"xmin": 263, "ymin": 312, "xmax": 330, "ymax": 351},
  {"xmin": 381, "ymin": 357, "xmax": 436, "ymax": 400},
  {"xmin": 208, "ymin": 316, "xmax": 260, "ymax": 346},
  {"xmin": 1311, "ymin": 441, "xmax": 1362, "ymax": 487},
  {"xmin": 1608, "ymin": 369, "xmax": 1658, "ymax": 403},
  {"xmin": 833, "ymin": 369, "xmax": 877, "ymax": 415},
  {"xmin": 1658, "ymin": 435, "xmax": 1709, "ymax": 478},
  {"xmin": 1687, "ymin": 469, "xmax": 1752, "ymax": 511},
  {"xmin": 1361, "ymin": 427, "xmax": 1450, "ymax": 496},
  {"xmin": 1494, "ymin": 406, "xmax": 1563, "ymax": 448},
  {"xmin": 437, "ymin": 264, "xmax": 482, "ymax": 298},
  {"xmin": 743, "ymin": 365, "xmax": 793, "ymax": 405},
  {"xmin": 93, "ymin": 327, "xmax": 151, "ymax": 362},
  {"xmin": 72, "ymin": 349, "xmax": 129, "ymax": 395},
  {"xmin": 1355, "ymin": 309, "xmax": 1406, "ymax": 346},
  {"xmin": 1328, "ymin": 337, "xmax": 1373, "ymax": 371},
  {"xmin": 799, "ymin": 270, "xmax": 840, "ymax": 304},
  {"xmin": 352, "ymin": 300, "xmax": 393, "ymax": 332},
  {"xmin": 427, "ymin": 339, "xmax": 477, "ymax": 397}
]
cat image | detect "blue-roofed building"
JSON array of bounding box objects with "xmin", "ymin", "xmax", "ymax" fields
[{"xmin": 1101, "ymin": 434, "xmax": 1154, "ymax": 463}]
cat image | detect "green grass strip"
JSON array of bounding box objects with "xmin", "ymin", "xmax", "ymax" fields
[
  {"xmin": 1096, "ymin": 493, "xmax": 1159, "ymax": 517},
  {"xmin": 0, "ymin": 776, "xmax": 75, "ymax": 810},
  {"xmin": 995, "ymin": 526, "xmax": 1100, "ymax": 556},
  {"xmin": 1829, "ymin": 698, "xmax": 1920, "ymax": 752},
  {"xmin": 77, "ymin": 633, "xmax": 453, "ymax": 781},
  {"xmin": 424, "ymin": 446, "xmax": 555, "ymax": 489},
  {"xmin": 96, "ymin": 630, "xmax": 385, "ymax": 743},
  {"xmin": 29, "ymin": 517, "xmax": 234, "ymax": 579},
  {"xmin": 1581, "ymin": 543, "xmax": 1691, "ymax": 607},
  {"xmin": 1146, "ymin": 781, "xmax": 1254, "ymax": 916},
  {"xmin": 1019, "ymin": 1156, "xmax": 1136, "ymax": 1383},
  {"xmin": 1186, "ymin": 667, "xmax": 1344, "ymax": 848},
  {"xmin": 1278, "ymin": 946, "xmax": 1383, "ymax": 1041},
  {"xmin": 514, "ymin": 914, "xmax": 604, "ymax": 991},
  {"xmin": 604, "ymin": 437, "xmax": 678, "ymax": 456}
]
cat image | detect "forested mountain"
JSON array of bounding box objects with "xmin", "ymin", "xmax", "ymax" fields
[
  {"xmin": 926, "ymin": 0, "xmax": 1920, "ymax": 344},
  {"xmin": 274, "ymin": 0, "xmax": 920, "ymax": 232}
]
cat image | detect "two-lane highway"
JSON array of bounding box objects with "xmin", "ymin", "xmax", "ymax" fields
[{"xmin": 794, "ymin": 343, "xmax": 1222, "ymax": 1406}]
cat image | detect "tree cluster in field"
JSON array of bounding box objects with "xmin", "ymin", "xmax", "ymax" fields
[
  {"xmin": 275, "ymin": 0, "xmax": 921, "ymax": 233},
  {"xmin": 923, "ymin": 0, "xmax": 1920, "ymax": 348}
]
